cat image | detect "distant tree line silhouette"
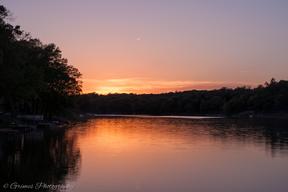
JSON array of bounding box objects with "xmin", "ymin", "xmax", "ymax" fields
[
  {"xmin": 0, "ymin": 5, "xmax": 82, "ymax": 118},
  {"xmin": 76, "ymin": 78, "xmax": 288, "ymax": 115}
]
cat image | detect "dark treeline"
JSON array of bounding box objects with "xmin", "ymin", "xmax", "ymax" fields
[
  {"xmin": 76, "ymin": 79, "xmax": 288, "ymax": 115},
  {"xmin": 0, "ymin": 5, "xmax": 81, "ymax": 118}
]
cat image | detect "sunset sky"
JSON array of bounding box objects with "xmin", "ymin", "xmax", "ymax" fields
[{"xmin": 3, "ymin": 0, "xmax": 288, "ymax": 94}]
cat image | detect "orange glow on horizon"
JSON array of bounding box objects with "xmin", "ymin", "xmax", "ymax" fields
[{"xmin": 81, "ymin": 78, "xmax": 255, "ymax": 94}]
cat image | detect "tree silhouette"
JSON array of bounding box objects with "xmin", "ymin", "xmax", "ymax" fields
[
  {"xmin": 76, "ymin": 79, "xmax": 288, "ymax": 116},
  {"xmin": 0, "ymin": 4, "xmax": 82, "ymax": 118}
]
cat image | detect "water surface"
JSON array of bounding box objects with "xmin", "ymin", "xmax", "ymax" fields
[{"xmin": 1, "ymin": 117, "xmax": 288, "ymax": 192}]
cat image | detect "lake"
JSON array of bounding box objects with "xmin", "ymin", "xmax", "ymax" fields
[{"xmin": 1, "ymin": 116, "xmax": 288, "ymax": 192}]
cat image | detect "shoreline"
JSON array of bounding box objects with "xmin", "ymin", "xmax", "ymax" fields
[
  {"xmin": 1, "ymin": 112, "xmax": 287, "ymax": 133},
  {"xmin": 90, "ymin": 112, "xmax": 288, "ymax": 120},
  {"xmin": 92, "ymin": 114, "xmax": 224, "ymax": 119}
]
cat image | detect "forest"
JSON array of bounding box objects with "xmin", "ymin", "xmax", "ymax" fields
[
  {"xmin": 0, "ymin": 5, "xmax": 82, "ymax": 118},
  {"xmin": 76, "ymin": 79, "xmax": 288, "ymax": 116}
]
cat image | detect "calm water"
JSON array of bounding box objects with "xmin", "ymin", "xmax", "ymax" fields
[{"xmin": 1, "ymin": 117, "xmax": 288, "ymax": 192}]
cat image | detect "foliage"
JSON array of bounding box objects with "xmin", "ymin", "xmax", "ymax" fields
[
  {"xmin": 76, "ymin": 79, "xmax": 288, "ymax": 115},
  {"xmin": 0, "ymin": 5, "xmax": 82, "ymax": 117}
]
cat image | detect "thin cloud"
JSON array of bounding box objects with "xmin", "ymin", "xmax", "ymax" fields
[{"xmin": 82, "ymin": 78, "xmax": 253, "ymax": 94}]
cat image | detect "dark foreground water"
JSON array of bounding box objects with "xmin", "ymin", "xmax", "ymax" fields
[{"xmin": 1, "ymin": 117, "xmax": 288, "ymax": 192}]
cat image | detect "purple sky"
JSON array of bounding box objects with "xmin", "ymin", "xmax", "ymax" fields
[{"xmin": 3, "ymin": 0, "xmax": 288, "ymax": 93}]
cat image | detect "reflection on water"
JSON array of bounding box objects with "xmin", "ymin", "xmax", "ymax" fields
[
  {"xmin": 1, "ymin": 117, "xmax": 288, "ymax": 192},
  {"xmin": 0, "ymin": 128, "xmax": 80, "ymax": 192}
]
